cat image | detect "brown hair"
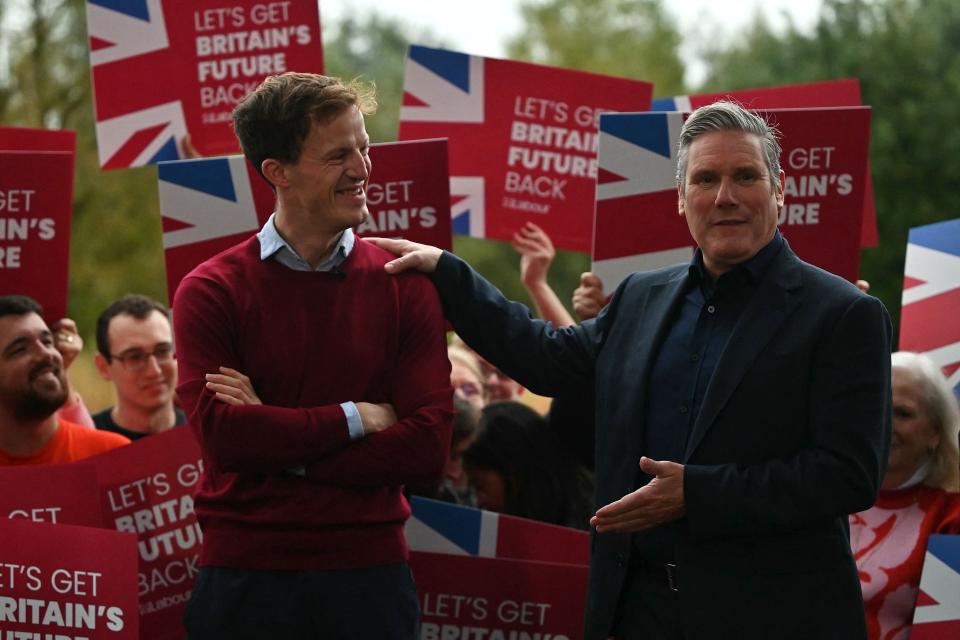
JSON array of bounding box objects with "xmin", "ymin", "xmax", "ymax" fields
[{"xmin": 232, "ymin": 72, "xmax": 377, "ymax": 184}]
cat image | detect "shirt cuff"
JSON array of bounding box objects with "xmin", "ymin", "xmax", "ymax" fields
[{"xmin": 341, "ymin": 401, "xmax": 364, "ymax": 440}]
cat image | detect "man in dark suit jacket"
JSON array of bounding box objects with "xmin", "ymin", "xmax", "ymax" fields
[{"xmin": 371, "ymin": 101, "xmax": 891, "ymax": 639}]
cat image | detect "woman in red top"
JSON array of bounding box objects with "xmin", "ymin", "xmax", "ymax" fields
[{"xmin": 851, "ymin": 351, "xmax": 960, "ymax": 640}]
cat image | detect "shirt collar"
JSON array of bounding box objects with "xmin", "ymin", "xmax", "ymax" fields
[
  {"xmin": 688, "ymin": 229, "xmax": 785, "ymax": 289},
  {"xmin": 257, "ymin": 213, "xmax": 355, "ymax": 272}
]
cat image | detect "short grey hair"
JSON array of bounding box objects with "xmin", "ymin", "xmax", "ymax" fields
[
  {"xmin": 676, "ymin": 101, "xmax": 782, "ymax": 194},
  {"xmin": 892, "ymin": 351, "xmax": 960, "ymax": 492}
]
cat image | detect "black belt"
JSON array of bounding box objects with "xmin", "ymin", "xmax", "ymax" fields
[{"xmin": 634, "ymin": 558, "xmax": 680, "ymax": 593}]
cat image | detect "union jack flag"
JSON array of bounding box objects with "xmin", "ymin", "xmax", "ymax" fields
[
  {"xmin": 87, "ymin": 0, "xmax": 187, "ymax": 169},
  {"xmin": 900, "ymin": 218, "xmax": 960, "ymax": 393},
  {"xmin": 405, "ymin": 496, "xmax": 589, "ymax": 566},
  {"xmin": 911, "ymin": 534, "xmax": 960, "ymax": 638},
  {"xmin": 592, "ymin": 111, "xmax": 692, "ymax": 291},
  {"xmin": 401, "ymin": 46, "xmax": 485, "ymax": 237}
]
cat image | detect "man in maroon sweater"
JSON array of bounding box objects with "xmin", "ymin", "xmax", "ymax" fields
[{"xmin": 173, "ymin": 73, "xmax": 454, "ymax": 639}]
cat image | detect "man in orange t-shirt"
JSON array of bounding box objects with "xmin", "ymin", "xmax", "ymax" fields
[{"xmin": 0, "ymin": 295, "xmax": 128, "ymax": 466}]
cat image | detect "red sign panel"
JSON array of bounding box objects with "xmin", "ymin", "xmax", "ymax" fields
[
  {"xmin": 86, "ymin": 0, "xmax": 323, "ymax": 168},
  {"xmin": 399, "ymin": 45, "xmax": 652, "ymax": 253},
  {"xmin": 158, "ymin": 139, "xmax": 452, "ymax": 299},
  {"xmin": 655, "ymin": 79, "xmax": 877, "ymax": 247},
  {"xmin": 0, "ymin": 463, "xmax": 101, "ymax": 527},
  {"xmin": 410, "ymin": 551, "xmax": 588, "ymax": 640},
  {"xmin": 91, "ymin": 428, "xmax": 203, "ymax": 640},
  {"xmin": 593, "ymin": 107, "xmax": 871, "ymax": 289},
  {"xmin": 0, "ymin": 518, "xmax": 139, "ymax": 639},
  {"xmin": 0, "ymin": 149, "xmax": 75, "ymax": 320}
]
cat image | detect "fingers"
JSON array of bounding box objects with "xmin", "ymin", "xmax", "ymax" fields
[
  {"xmin": 512, "ymin": 223, "xmax": 554, "ymax": 255},
  {"xmin": 377, "ymin": 402, "xmax": 398, "ymax": 424},
  {"xmin": 639, "ymin": 456, "xmax": 681, "ymax": 478},
  {"xmin": 364, "ymin": 237, "xmax": 411, "ymax": 255},
  {"xmin": 205, "ymin": 367, "xmax": 261, "ymax": 404},
  {"xmin": 580, "ymin": 272, "xmax": 603, "ymax": 288}
]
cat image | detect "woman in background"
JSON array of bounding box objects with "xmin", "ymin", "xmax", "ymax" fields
[
  {"xmin": 850, "ymin": 351, "xmax": 960, "ymax": 640},
  {"xmin": 464, "ymin": 401, "xmax": 593, "ymax": 529}
]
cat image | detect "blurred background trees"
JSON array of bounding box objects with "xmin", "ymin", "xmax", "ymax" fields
[{"xmin": 1, "ymin": 0, "xmax": 956, "ymax": 407}]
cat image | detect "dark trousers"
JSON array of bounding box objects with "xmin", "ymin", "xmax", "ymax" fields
[
  {"xmin": 184, "ymin": 562, "xmax": 419, "ymax": 639},
  {"xmin": 612, "ymin": 558, "xmax": 684, "ymax": 640}
]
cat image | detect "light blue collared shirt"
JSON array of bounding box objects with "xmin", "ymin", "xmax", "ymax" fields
[{"xmin": 257, "ymin": 214, "xmax": 364, "ymax": 440}]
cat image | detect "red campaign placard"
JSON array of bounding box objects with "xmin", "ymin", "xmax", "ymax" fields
[
  {"xmin": 0, "ymin": 150, "xmax": 75, "ymax": 321},
  {"xmin": 157, "ymin": 138, "xmax": 452, "ymax": 299},
  {"xmin": 593, "ymin": 107, "xmax": 871, "ymax": 290},
  {"xmin": 410, "ymin": 551, "xmax": 588, "ymax": 639},
  {"xmin": 86, "ymin": 0, "xmax": 323, "ymax": 169},
  {"xmin": 656, "ymin": 78, "xmax": 878, "ymax": 247},
  {"xmin": 0, "ymin": 464, "xmax": 101, "ymax": 527},
  {"xmin": 0, "ymin": 518, "xmax": 139, "ymax": 639},
  {"xmin": 0, "ymin": 126, "xmax": 76, "ymax": 152},
  {"xmin": 91, "ymin": 427, "xmax": 203, "ymax": 640},
  {"xmin": 398, "ymin": 45, "xmax": 653, "ymax": 253}
]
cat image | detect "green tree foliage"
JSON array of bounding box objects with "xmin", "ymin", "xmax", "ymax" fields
[
  {"xmin": 323, "ymin": 15, "xmax": 441, "ymax": 144},
  {"xmin": 699, "ymin": 0, "xmax": 960, "ymax": 340},
  {"xmin": 507, "ymin": 0, "xmax": 687, "ymax": 97}
]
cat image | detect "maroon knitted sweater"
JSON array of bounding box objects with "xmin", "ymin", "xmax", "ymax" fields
[{"xmin": 173, "ymin": 237, "xmax": 453, "ymax": 570}]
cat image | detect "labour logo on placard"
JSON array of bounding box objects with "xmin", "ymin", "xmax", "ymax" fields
[
  {"xmin": 901, "ymin": 218, "xmax": 960, "ymax": 392},
  {"xmin": 912, "ymin": 534, "xmax": 960, "ymax": 638}
]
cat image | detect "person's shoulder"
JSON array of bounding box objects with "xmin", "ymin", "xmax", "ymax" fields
[
  {"xmin": 621, "ymin": 262, "xmax": 687, "ymax": 290},
  {"xmin": 784, "ymin": 251, "xmax": 873, "ymax": 305},
  {"xmin": 91, "ymin": 407, "xmax": 114, "ymax": 431},
  {"xmin": 352, "ymin": 238, "xmax": 434, "ymax": 285},
  {"xmin": 62, "ymin": 419, "xmax": 130, "ymax": 458},
  {"xmin": 183, "ymin": 236, "xmax": 260, "ymax": 283}
]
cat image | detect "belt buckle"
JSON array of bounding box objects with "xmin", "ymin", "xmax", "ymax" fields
[{"xmin": 665, "ymin": 563, "xmax": 679, "ymax": 592}]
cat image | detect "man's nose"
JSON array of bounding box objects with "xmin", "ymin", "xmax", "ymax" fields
[
  {"xmin": 345, "ymin": 151, "xmax": 369, "ymax": 179},
  {"xmin": 715, "ymin": 176, "xmax": 738, "ymax": 207},
  {"xmin": 144, "ymin": 353, "xmax": 164, "ymax": 374}
]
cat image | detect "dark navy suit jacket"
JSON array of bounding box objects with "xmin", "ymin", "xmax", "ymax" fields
[{"xmin": 430, "ymin": 242, "xmax": 891, "ymax": 640}]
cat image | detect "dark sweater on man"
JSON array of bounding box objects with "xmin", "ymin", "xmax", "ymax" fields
[{"xmin": 173, "ymin": 237, "xmax": 453, "ymax": 571}]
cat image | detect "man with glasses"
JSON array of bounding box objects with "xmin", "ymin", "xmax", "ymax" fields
[
  {"xmin": 93, "ymin": 294, "xmax": 185, "ymax": 440},
  {"xmin": 0, "ymin": 295, "xmax": 129, "ymax": 465}
]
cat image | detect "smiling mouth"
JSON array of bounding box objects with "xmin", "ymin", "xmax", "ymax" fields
[
  {"xmin": 29, "ymin": 364, "xmax": 61, "ymax": 383},
  {"xmin": 336, "ymin": 184, "xmax": 364, "ymax": 197}
]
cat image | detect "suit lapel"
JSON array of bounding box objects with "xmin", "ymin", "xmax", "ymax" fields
[{"xmin": 683, "ymin": 247, "xmax": 804, "ymax": 461}]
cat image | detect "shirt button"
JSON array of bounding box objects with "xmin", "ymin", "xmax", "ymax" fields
[
  {"xmin": 707, "ymin": 305, "xmax": 716, "ymax": 314},
  {"xmin": 679, "ymin": 405, "xmax": 689, "ymax": 414},
  {"xmin": 690, "ymin": 353, "xmax": 700, "ymax": 362}
]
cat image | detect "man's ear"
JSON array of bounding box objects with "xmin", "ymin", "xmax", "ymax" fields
[
  {"xmin": 677, "ymin": 183, "xmax": 686, "ymax": 217},
  {"xmin": 775, "ymin": 170, "xmax": 786, "ymax": 207},
  {"xmin": 261, "ymin": 159, "xmax": 287, "ymax": 189},
  {"xmin": 94, "ymin": 352, "xmax": 113, "ymax": 381}
]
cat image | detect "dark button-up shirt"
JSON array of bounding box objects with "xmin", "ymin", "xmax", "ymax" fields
[{"xmin": 634, "ymin": 231, "xmax": 785, "ymax": 562}]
